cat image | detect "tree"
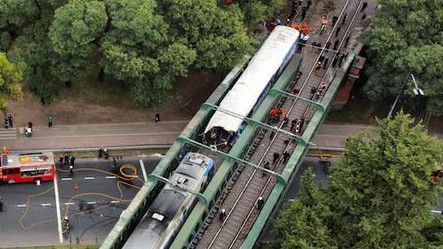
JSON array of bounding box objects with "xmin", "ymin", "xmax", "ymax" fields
[
  {"xmin": 362, "ymin": 0, "xmax": 443, "ymax": 115},
  {"xmin": 275, "ymin": 167, "xmax": 337, "ymax": 249},
  {"xmin": 0, "ymin": 52, "xmax": 23, "ymax": 112},
  {"xmin": 275, "ymin": 113, "xmax": 443, "ymax": 248},
  {"xmin": 49, "ymin": 0, "xmax": 108, "ymax": 82}
]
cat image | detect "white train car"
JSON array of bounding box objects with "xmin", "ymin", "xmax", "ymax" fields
[{"xmin": 204, "ymin": 26, "xmax": 300, "ymax": 145}]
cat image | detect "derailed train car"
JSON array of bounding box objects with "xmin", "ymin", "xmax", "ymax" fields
[
  {"xmin": 203, "ymin": 26, "xmax": 300, "ymax": 146},
  {"xmin": 122, "ymin": 153, "xmax": 215, "ymax": 249}
]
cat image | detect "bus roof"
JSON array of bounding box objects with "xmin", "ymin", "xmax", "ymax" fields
[{"xmin": 1, "ymin": 152, "xmax": 55, "ymax": 168}]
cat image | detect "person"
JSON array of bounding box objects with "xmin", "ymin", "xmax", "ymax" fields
[
  {"xmin": 290, "ymin": 119, "xmax": 297, "ymax": 131},
  {"xmin": 58, "ymin": 155, "xmax": 64, "ymax": 167},
  {"xmin": 341, "ymin": 13, "xmax": 347, "ymax": 26},
  {"xmin": 269, "ymin": 130, "xmax": 275, "ymax": 140},
  {"xmin": 361, "ymin": 13, "xmax": 367, "ymax": 20},
  {"xmin": 332, "ymin": 16, "xmax": 338, "ymax": 26},
  {"xmin": 98, "ymin": 147, "xmax": 104, "ymax": 159},
  {"xmin": 63, "ymin": 216, "xmax": 70, "ymax": 232},
  {"xmin": 323, "ymin": 58, "xmax": 329, "ymax": 69},
  {"xmin": 48, "ymin": 116, "xmax": 53, "ymax": 128},
  {"xmin": 219, "ymin": 209, "xmax": 226, "ymax": 221},
  {"xmin": 283, "ymin": 152, "xmax": 290, "ymax": 163},
  {"xmin": 282, "ymin": 117, "xmax": 289, "ymax": 128},
  {"xmin": 299, "ymin": 117, "xmax": 305, "ymax": 130},
  {"xmin": 301, "ymin": 6, "xmax": 307, "ymax": 21},
  {"xmin": 344, "ymin": 36, "xmax": 350, "ymax": 47},
  {"xmin": 2, "ymin": 146, "xmax": 9, "ymax": 154},
  {"xmin": 103, "ymin": 148, "xmax": 109, "ymax": 159},
  {"xmin": 257, "ymin": 197, "xmax": 264, "ymax": 210},
  {"xmin": 0, "ymin": 197, "xmax": 3, "ymax": 212},
  {"xmin": 272, "ymin": 152, "xmax": 280, "ymax": 164},
  {"xmin": 320, "ymin": 16, "xmax": 328, "ymax": 35},
  {"xmin": 7, "ymin": 114, "xmax": 13, "ymax": 128},
  {"xmin": 333, "ymin": 40, "xmax": 339, "ymax": 50},
  {"xmin": 25, "ymin": 122, "xmax": 32, "ymax": 137},
  {"xmin": 335, "ymin": 26, "xmax": 341, "ymax": 37},
  {"xmin": 361, "ymin": 2, "xmax": 368, "ymax": 12},
  {"xmin": 325, "ymin": 41, "xmax": 331, "ymax": 49},
  {"xmin": 315, "ymin": 61, "xmax": 321, "ymax": 73},
  {"xmin": 69, "ymin": 164, "xmax": 74, "ymax": 176},
  {"xmin": 306, "ymin": 0, "xmax": 312, "ymax": 10},
  {"xmin": 4, "ymin": 118, "xmax": 9, "ymax": 129},
  {"xmin": 295, "ymin": 122, "xmax": 301, "ymax": 134},
  {"xmin": 154, "ymin": 113, "xmax": 160, "ymax": 123},
  {"xmin": 64, "ymin": 153, "xmax": 70, "ymax": 166},
  {"xmin": 332, "ymin": 56, "xmax": 339, "ymax": 67},
  {"xmin": 70, "ymin": 155, "xmax": 76, "ymax": 168},
  {"xmin": 262, "ymin": 161, "xmax": 270, "ymax": 177}
]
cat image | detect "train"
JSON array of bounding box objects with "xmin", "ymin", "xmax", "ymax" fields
[
  {"xmin": 204, "ymin": 25, "xmax": 300, "ymax": 146},
  {"xmin": 122, "ymin": 152, "xmax": 215, "ymax": 249}
]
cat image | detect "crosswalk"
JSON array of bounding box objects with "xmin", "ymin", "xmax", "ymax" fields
[{"xmin": 0, "ymin": 128, "xmax": 17, "ymax": 140}]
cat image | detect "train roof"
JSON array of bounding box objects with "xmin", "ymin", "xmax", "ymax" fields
[
  {"xmin": 150, "ymin": 188, "xmax": 187, "ymax": 219},
  {"xmin": 174, "ymin": 153, "xmax": 213, "ymax": 179},
  {"xmin": 204, "ymin": 26, "xmax": 300, "ymax": 134}
]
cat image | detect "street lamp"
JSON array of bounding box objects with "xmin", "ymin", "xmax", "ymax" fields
[{"xmin": 387, "ymin": 73, "xmax": 425, "ymax": 119}]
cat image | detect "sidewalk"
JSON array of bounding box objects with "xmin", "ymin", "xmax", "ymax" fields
[{"xmin": 1, "ymin": 120, "xmax": 441, "ymax": 152}]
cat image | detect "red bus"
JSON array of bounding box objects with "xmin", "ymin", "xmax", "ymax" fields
[{"xmin": 0, "ymin": 152, "xmax": 55, "ymax": 184}]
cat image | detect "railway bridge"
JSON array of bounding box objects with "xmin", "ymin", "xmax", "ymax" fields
[{"xmin": 100, "ymin": 0, "xmax": 368, "ymax": 248}]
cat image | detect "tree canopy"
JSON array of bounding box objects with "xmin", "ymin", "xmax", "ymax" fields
[
  {"xmin": 0, "ymin": 0, "xmax": 275, "ymax": 106},
  {"xmin": 0, "ymin": 52, "xmax": 23, "ymax": 112},
  {"xmin": 275, "ymin": 113, "xmax": 443, "ymax": 249},
  {"xmin": 362, "ymin": 0, "xmax": 443, "ymax": 115}
]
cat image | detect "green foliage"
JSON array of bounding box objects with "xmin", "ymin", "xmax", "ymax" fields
[
  {"xmin": 0, "ymin": 52, "xmax": 23, "ymax": 111},
  {"xmin": 362, "ymin": 0, "xmax": 443, "ymax": 114},
  {"xmin": 234, "ymin": 0, "xmax": 285, "ymax": 27},
  {"xmin": 275, "ymin": 167, "xmax": 337, "ymax": 249},
  {"xmin": 49, "ymin": 0, "xmax": 108, "ymax": 81},
  {"xmin": 0, "ymin": 32, "xmax": 11, "ymax": 51},
  {"xmin": 1, "ymin": 0, "xmax": 256, "ymax": 106},
  {"xmin": 275, "ymin": 113, "xmax": 443, "ymax": 249}
]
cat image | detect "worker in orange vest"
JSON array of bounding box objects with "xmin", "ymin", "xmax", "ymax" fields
[
  {"xmin": 2, "ymin": 147, "xmax": 9, "ymax": 155},
  {"xmin": 320, "ymin": 16, "xmax": 329, "ymax": 35}
]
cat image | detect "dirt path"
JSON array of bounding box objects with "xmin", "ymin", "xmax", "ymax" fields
[{"xmin": 7, "ymin": 71, "xmax": 222, "ymax": 127}]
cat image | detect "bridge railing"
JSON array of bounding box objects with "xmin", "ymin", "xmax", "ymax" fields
[
  {"xmin": 243, "ymin": 51, "xmax": 358, "ymax": 248},
  {"xmin": 170, "ymin": 56, "xmax": 304, "ymax": 249},
  {"xmin": 99, "ymin": 58, "xmax": 248, "ymax": 249}
]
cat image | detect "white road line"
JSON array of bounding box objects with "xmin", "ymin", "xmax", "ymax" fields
[
  {"xmin": 106, "ymin": 176, "xmax": 117, "ymax": 179},
  {"xmin": 110, "ymin": 200, "xmax": 120, "ymax": 204},
  {"xmin": 41, "ymin": 203, "xmax": 52, "ymax": 207},
  {"xmin": 64, "ymin": 202, "xmax": 75, "ymax": 206},
  {"xmin": 139, "ymin": 159, "xmax": 148, "ymax": 182},
  {"xmin": 87, "ymin": 201, "xmax": 96, "ymax": 205},
  {"xmin": 53, "ymin": 174, "xmax": 64, "ymax": 243},
  {"xmin": 431, "ymin": 210, "xmax": 442, "ymax": 214},
  {"xmin": 17, "ymin": 204, "xmax": 27, "ymax": 208},
  {"xmin": 84, "ymin": 177, "xmax": 95, "ymax": 180},
  {"xmin": 61, "ymin": 178, "xmax": 72, "ymax": 181}
]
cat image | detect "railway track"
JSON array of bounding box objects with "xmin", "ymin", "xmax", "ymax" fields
[{"xmin": 190, "ymin": 1, "xmax": 364, "ymax": 249}]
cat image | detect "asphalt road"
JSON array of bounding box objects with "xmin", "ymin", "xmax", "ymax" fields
[
  {"xmin": 0, "ymin": 155, "xmax": 162, "ymax": 248},
  {"xmin": 1, "ymin": 155, "xmax": 441, "ymax": 248}
]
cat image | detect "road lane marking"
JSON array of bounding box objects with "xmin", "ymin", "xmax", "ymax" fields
[
  {"xmin": 84, "ymin": 177, "xmax": 95, "ymax": 180},
  {"xmin": 106, "ymin": 176, "xmax": 117, "ymax": 179},
  {"xmin": 87, "ymin": 201, "xmax": 96, "ymax": 205},
  {"xmin": 17, "ymin": 204, "xmax": 27, "ymax": 208},
  {"xmin": 41, "ymin": 203, "xmax": 52, "ymax": 207},
  {"xmin": 139, "ymin": 159, "xmax": 148, "ymax": 182},
  {"xmin": 53, "ymin": 174, "xmax": 64, "ymax": 243},
  {"xmin": 431, "ymin": 210, "xmax": 442, "ymax": 214},
  {"xmin": 61, "ymin": 178, "xmax": 72, "ymax": 181},
  {"xmin": 111, "ymin": 200, "xmax": 120, "ymax": 203},
  {"xmin": 64, "ymin": 202, "xmax": 75, "ymax": 206}
]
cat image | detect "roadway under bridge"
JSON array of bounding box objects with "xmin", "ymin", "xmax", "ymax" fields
[{"xmin": 100, "ymin": 0, "xmax": 368, "ymax": 248}]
